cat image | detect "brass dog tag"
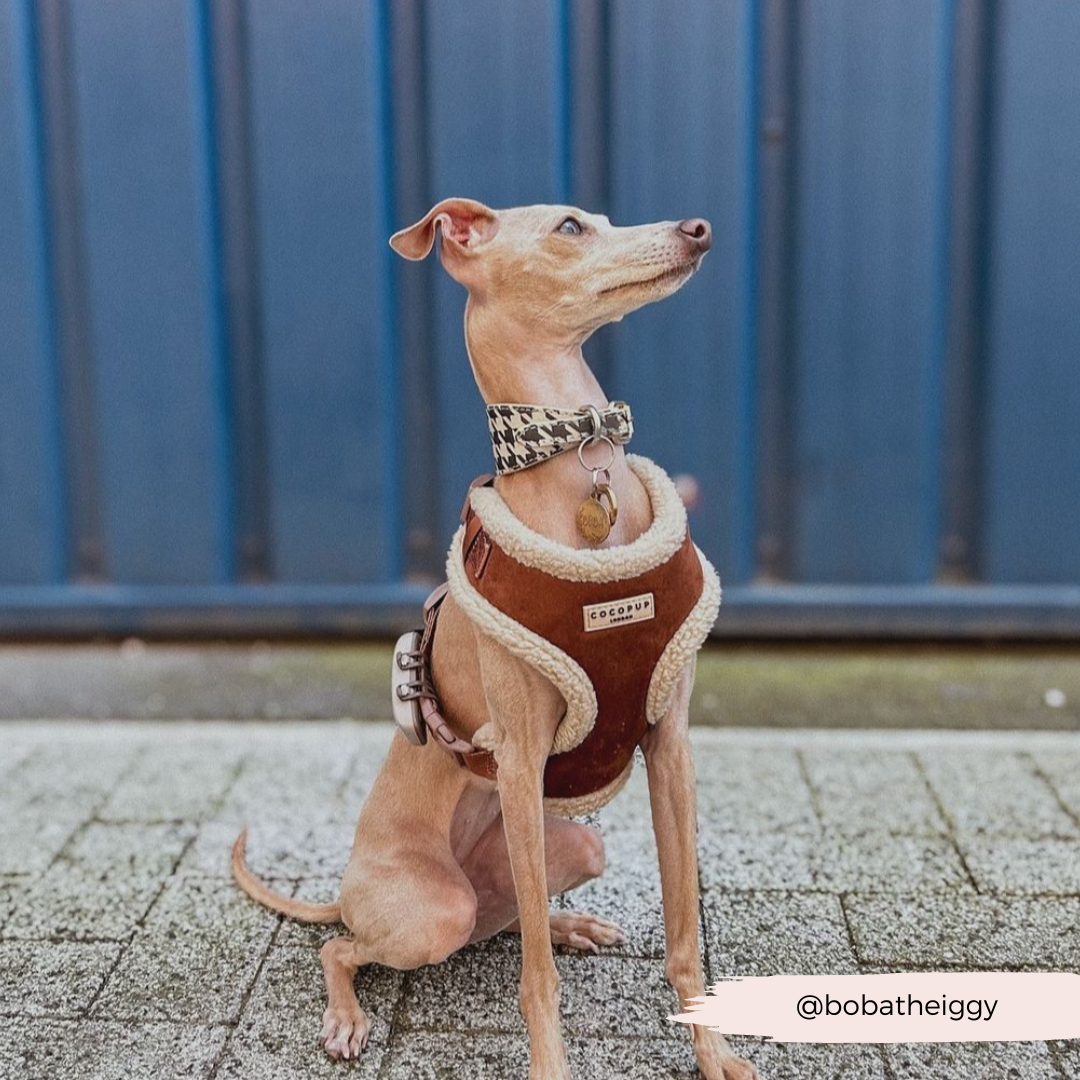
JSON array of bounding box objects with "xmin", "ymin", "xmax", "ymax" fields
[{"xmin": 576, "ymin": 496, "xmax": 611, "ymax": 543}]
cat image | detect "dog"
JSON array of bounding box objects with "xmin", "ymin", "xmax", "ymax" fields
[{"xmin": 233, "ymin": 200, "xmax": 759, "ymax": 1080}]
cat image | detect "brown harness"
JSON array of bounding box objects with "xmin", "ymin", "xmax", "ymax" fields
[{"xmin": 413, "ymin": 475, "xmax": 705, "ymax": 802}]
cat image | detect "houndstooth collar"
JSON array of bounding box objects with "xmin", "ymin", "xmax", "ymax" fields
[{"xmin": 486, "ymin": 401, "xmax": 634, "ymax": 475}]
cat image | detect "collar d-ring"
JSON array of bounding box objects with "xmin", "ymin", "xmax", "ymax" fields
[{"xmin": 577, "ymin": 434, "xmax": 616, "ymax": 472}]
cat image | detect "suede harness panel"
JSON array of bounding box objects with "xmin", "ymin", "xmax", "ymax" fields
[{"xmin": 457, "ymin": 498, "xmax": 704, "ymax": 799}]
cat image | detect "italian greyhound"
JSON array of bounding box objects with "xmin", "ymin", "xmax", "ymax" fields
[{"xmin": 233, "ymin": 200, "xmax": 759, "ymax": 1080}]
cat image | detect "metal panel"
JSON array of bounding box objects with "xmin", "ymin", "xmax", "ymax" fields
[
  {"xmin": 791, "ymin": 0, "xmax": 951, "ymax": 584},
  {"xmin": 422, "ymin": 0, "xmax": 565, "ymax": 540},
  {"xmin": 64, "ymin": 0, "xmax": 229, "ymax": 583},
  {"xmin": 1, "ymin": 582, "xmax": 1077, "ymax": 642},
  {"xmin": 244, "ymin": 0, "xmax": 399, "ymax": 585},
  {"xmin": 0, "ymin": 0, "xmax": 65, "ymax": 584},
  {"xmin": 0, "ymin": 0, "xmax": 1078, "ymax": 637},
  {"xmin": 982, "ymin": 0, "xmax": 1080, "ymax": 583},
  {"xmin": 608, "ymin": 0, "xmax": 758, "ymax": 582}
]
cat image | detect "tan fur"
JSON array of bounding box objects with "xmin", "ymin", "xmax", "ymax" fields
[
  {"xmin": 232, "ymin": 829, "xmax": 341, "ymax": 922},
  {"xmin": 236, "ymin": 200, "xmax": 758, "ymax": 1080}
]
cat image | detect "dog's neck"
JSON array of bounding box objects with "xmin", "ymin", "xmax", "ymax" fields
[{"xmin": 464, "ymin": 305, "xmax": 652, "ymax": 547}]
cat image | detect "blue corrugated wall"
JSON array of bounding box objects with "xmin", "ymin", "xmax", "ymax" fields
[{"xmin": 1, "ymin": 0, "xmax": 1078, "ymax": 637}]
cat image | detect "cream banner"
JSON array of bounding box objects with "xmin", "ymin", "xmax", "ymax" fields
[{"xmin": 671, "ymin": 972, "xmax": 1080, "ymax": 1043}]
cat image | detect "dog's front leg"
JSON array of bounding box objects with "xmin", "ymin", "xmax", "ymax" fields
[
  {"xmin": 477, "ymin": 636, "xmax": 569, "ymax": 1080},
  {"xmin": 641, "ymin": 659, "xmax": 760, "ymax": 1080}
]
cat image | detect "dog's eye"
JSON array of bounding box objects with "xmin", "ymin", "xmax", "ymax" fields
[{"xmin": 556, "ymin": 217, "xmax": 583, "ymax": 236}]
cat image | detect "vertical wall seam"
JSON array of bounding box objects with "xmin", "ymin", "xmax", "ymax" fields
[
  {"xmin": 373, "ymin": 0, "xmax": 403, "ymax": 581},
  {"xmin": 552, "ymin": 0, "xmax": 571, "ymax": 203},
  {"xmin": 205, "ymin": 0, "xmax": 274, "ymax": 584},
  {"xmin": 967, "ymin": 0, "xmax": 1000, "ymax": 584},
  {"xmin": 389, "ymin": 0, "xmax": 440, "ymax": 579},
  {"xmin": 12, "ymin": 0, "xmax": 67, "ymax": 581},
  {"xmin": 30, "ymin": 0, "xmax": 105, "ymax": 582},
  {"xmin": 739, "ymin": 0, "xmax": 762, "ymax": 583},
  {"xmin": 924, "ymin": 0, "xmax": 957, "ymax": 584},
  {"xmin": 938, "ymin": 0, "xmax": 999, "ymax": 584},
  {"xmin": 753, "ymin": 0, "xmax": 800, "ymax": 583},
  {"xmin": 187, "ymin": 0, "xmax": 235, "ymax": 584}
]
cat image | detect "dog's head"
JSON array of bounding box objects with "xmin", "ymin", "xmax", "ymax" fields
[{"xmin": 390, "ymin": 199, "xmax": 711, "ymax": 342}]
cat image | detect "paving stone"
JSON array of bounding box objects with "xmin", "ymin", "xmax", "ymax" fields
[
  {"xmin": 699, "ymin": 831, "xmax": 817, "ymax": 891},
  {"xmin": 1, "ymin": 736, "xmax": 139, "ymax": 815},
  {"xmin": 0, "ymin": 878, "xmax": 21, "ymax": 930},
  {"xmin": 216, "ymin": 944, "xmax": 401, "ymax": 1080},
  {"xmin": 0, "ymin": 940, "xmax": 121, "ymax": 1017},
  {"xmin": 183, "ymin": 816, "xmax": 353, "ymax": 883},
  {"xmin": 380, "ymin": 1031, "xmax": 530, "ymax": 1080},
  {"xmin": 0, "ymin": 807, "xmax": 86, "ymax": 875},
  {"xmin": 1030, "ymin": 751, "xmax": 1080, "ymax": 824},
  {"xmin": 296, "ymin": 818, "xmax": 355, "ymax": 879},
  {"xmin": 699, "ymin": 831, "xmax": 967, "ymax": 894},
  {"xmin": 727, "ymin": 1039, "xmax": 889, "ymax": 1080},
  {"xmin": 844, "ymin": 894, "xmax": 1080, "ymax": 968},
  {"xmin": 556, "ymin": 954, "xmax": 681, "ymax": 1039},
  {"xmin": 557, "ymin": 824, "xmax": 668, "ymax": 959},
  {"xmin": 336, "ymin": 727, "xmax": 395, "ymax": 813},
  {"xmin": 0, "ymin": 1016, "xmax": 227, "ymax": 1080},
  {"xmin": 593, "ymin": 758, "xmax": 653, "ymax": 836},
  {"xmin": 814, "ymin": 833, "xmax": 971, "ymax": 894},
  {"xmin": 958, "ymin": 836, "xmax": 1080, "ymax": 896},
  {"xmin": 178, "ymin": 818, "xmax": 312, "ymax": 879},
  {"xmin": 384, "ymin": 1033, "xmax": 889, "ymax": 1080},
  {"xmin": 917, "ymin": 750, "xmax": 1079, "ymax": 838},
  {"xmin": 3, "ymin": 822, "xmax": 193, "ymax": 941},
  {"xmin": 1053, "ymin": 1040, "xmax": 1080, "ymax": 1079},
  {"xmin": 92, "ymin": 876, "xmax": 279, "ymax": 1023},
  {"xmin": 216, "ymin": 734, "xmax": 359, "ymax": 824},
  {"xmin": 567, "ymin": 1037, "xmax": 704, "ymax": 1079},
  {"xmin": 0, "ymin": 739, "xmax": 140, "ymax": 875},
  {"xmin": 4, "ymin": 723, "xmax": 1079, "ymax": 1080},
  {"xmin": 886, "ymin": 1040, "xmax": 1060, "ymax": 1079},
  {"xmin": 694, "ymin": 744, "xmax": 820, "ymax": 834},
  {"xmin": 802, "ymin": 748, "xmax": 947, "ymax": 835},
  {"xmin": 401, "ymin": 945, "xmax": 675, "ymax": 1040},
  {"xmin": 704, "ymin": 892, "xmax": 859, "ymax": 976},
  {"xmin": 400, "ymin": 940, "xmax": 523, "ymax": 1033},
  {"xmin": 274, "ymin": 877, "xmax": 343, "ymax": 948},
  {"xmin": 0, "ymin": 740, "xmax": 33, "ymax": 781},
  {"xmin": 99, "ymin": 736, "xmax": 243, "ymax": 822},
  {"xmin": 383, "ymin": 1031, "xmax": 714, "ymax": 1080}
]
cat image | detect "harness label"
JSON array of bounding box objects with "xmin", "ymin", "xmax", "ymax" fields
[{"xmin": 582, "ymin": 592, "xmax": 655, "ymax": 632}]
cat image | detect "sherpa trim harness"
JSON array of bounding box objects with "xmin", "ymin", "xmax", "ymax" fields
[{"xmin": 391, "ymin": 405, "xmax": 720, "ymax": 817}]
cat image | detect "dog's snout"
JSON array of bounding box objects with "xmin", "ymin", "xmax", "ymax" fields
[{"xmin": 677, "ymin": 218, "xmax": 712, "ymax": 251}]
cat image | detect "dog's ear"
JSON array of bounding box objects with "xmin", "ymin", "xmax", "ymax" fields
[{"xmin": 389, "ymin": 198, "xmax": 499, "ymax": 261}]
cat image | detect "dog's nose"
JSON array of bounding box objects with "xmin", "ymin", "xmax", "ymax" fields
[{"xmin": 677, "ymin": 218, "xmax": 712, "ymax": 251}]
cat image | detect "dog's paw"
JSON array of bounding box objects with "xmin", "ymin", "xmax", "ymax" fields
[
  {"xmin": 321, "ymin": 1004, "xmax": 371, "ymax": 1060},
  {"xmin": 718, "ymin": 1058, "xmax": 760, "ymax": 1080},
  {"xmin": 549, "ymin": 910, "xmax": 626, "ymax": 954},
  {"xmin": 693, "ymin": 1029, "xmax": 761, "ymax": 1080},
  {"xmin": 696, "ymin": 1054, "xmax": 760, "ymax": 1080},
  {"xmin": 698, "ymin": 1047, "xmax": 761, "ymax": 1080}
]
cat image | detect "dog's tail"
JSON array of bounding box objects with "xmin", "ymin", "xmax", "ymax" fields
[{"xmin": 231, "ymin": 828, "xmax": 343, "ymax": 924}]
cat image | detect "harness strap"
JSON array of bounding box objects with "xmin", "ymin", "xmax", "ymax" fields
[{"xmin": 410, "ymin": 475, "xmax": 499, "ymax": 772}]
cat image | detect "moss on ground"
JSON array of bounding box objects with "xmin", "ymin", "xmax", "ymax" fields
[
  {"xmin": 2, "ymin": 641, "xmax": 1077, "ymax": 729},
  {"xmin": 286, "ymin": 641, "xmax": 1080, "ymax": 731},
  {"xmin": 689, "ymin": 644, "xmax": 1080, "ymax": 729}
]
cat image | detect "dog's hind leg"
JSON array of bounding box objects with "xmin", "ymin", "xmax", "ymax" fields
[
  {"xmin": 319, "ymin": 937, "xmax": 371, "ymax": 1060},
  {"xmin": 321, "ymin": 842, "xmax": 478, "ymax": 1060},
  {"xmin": 463, "ymin": 813, "xmax": 625, "ymax": 951}
]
